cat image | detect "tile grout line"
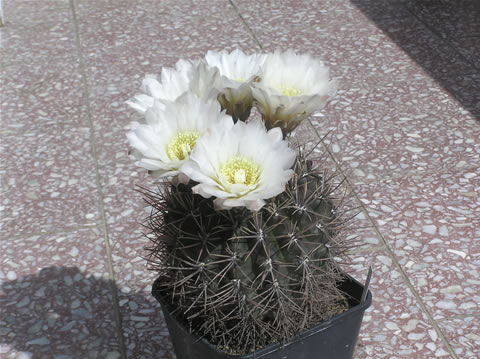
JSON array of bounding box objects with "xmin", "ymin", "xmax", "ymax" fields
[
  {"xmin": 309, "ymin": 121, "xmax": 480, "ymax": 186},
  {"xmin": 230, "ymin": 1, "xmax": 462, "ymax": 353},
  {"xmin": 345, "ymin": 164, "xmax": 480, "ymax": 189},
  {"xmin": 436, "ymin": 311, "xmax": 480, "ymax": 323},
  {"xmin": 69, "ymin": 1, "xmax": 127, "ymax": 358},
  {"xmin": 227, "ymin": 0, "xmax": 264, "ymax": 51},
  {"xmin": 405, "ymin": 1, "xmax": 480, "ymax": 73},
  {"xmin": 228, "ymin": 0, "xmax": 459, "ymax": 353},
  {"xmin": 348, "ymin": 245, "xmax": 386, "ymax": 255},
  {"xmin": 0, "ymin": 224, "xmax": 102, "ymax": 242},
  {"xmin": 307, "ymin": 119, "xmax": 459, "ymax": 359}
]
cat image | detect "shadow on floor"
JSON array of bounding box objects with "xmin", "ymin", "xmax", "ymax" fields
[
  {"xmin": 0, "ymin": 266, "xmax": 170, "ymax": 359},
  {"xmin": 350, "ymin": 0, "xmax": 480, "ymax": 120}
]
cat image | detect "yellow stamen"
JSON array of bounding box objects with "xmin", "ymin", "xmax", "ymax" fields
[
  {"xmin": 166, "ymin": 131, "xmax": 200, "ymax": 161},
  {"xmin": 220, "ymin": 156, "xmax": 260, "ymax": 185},
  {"xmin": 279, "ymin": 86, "xmax": 302, "ymax": 97}
]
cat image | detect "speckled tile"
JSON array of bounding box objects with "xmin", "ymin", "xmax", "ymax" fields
[
  {"xmin": 406, "ymin": 0, "xmax": 480, "ymax": 39},
  {"xmin": 0, "ymin": 9, "xmax": 76, "ymax": 65},
  {"xmin": 349, "ymin": 0, "xmax": 415, "ymax": 21},
  {"xmin": 348, "ymin": 1, "xmax": 478, "ymax": 79},
  {"xmin": 451, "ymin": 36, "xmax": 480, "ymax": 70},
  {"xmin": 85, "ymin": 83, "xmax": 151, "ymax": 264},
  {"xmin": 84, "ymin": 57, "xmax": 179, "ymax": 106},
  {"xmin": 0, "ymin": 56, "xmax": 101, "ymax": 238},
  {"xmin": 366, "ymin": 16, "xmax": 475, "ymax": 78},
  {"xmin": 233, "ymin": 0, "xmax": 474, "ymax": 81},
  {"xmin": 107, "ymin": 202, "xmax": 175, "ymax": 358},
  {"xmin": 82, "ymin": 152, "xmax": 170, "ymax": 357},
  {"xmin": 438, "ymin": 316, "xmax": 480, "ymax": 359},
  {"xmin": 346, "ymin": 213, "xmax": 383, "ymax": 250},
  {"xmin": 0, "ymin": 124, "xmax": 101, "ymax": 238},
  {"xmin": 345, "ymin": 250, "xmax": 453, "ymax": 359},
  {"xmin": 1, "ymin": 56, "xmax": 86, "ymax": 128},
  {"xmin": 99, "ymin": 172, "xmax": 174, "ymax": 358},
  {"xmin": 118, "ymin": 286, "xmax": 175, "ymax": 359},
  {"xmin": 3, "ymin": 0, "xmax": 70, "ymax": 14},
  {"xmin": 356, "ymin": 170, "xmax": 480, "ymax": 320},
  {"xmin": 437, "ymin": 73, "xmax": 480, "ymax": 119},
  {"xmin": 297, "ymin": 122, "xmax": 383, "ymax": 249},
  {"xmin": 82, "ymin": 80, "xmax": 151, "ymax": 266},
  {"xmin": 0, "ymin": 228, "xmax": 122, "ymax": 358},
  {"xmin": 309, "ymin": 75, "xmax": 480, "ymax": 183},
  {"xmin": 240, "ymin": 2, "xmax": 417, "ymax": 83},
  {"xmin": 82, "ymin": 80, "xmax": 175, "ymax": 357},
  {"xmin": 74, "ymin": 0, "xmax": 260, "ymax": 88}
]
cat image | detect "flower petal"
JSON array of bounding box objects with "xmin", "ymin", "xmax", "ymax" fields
[{"xmin": 180, "ymin": 118, "xmax": 295, "ymax": 210}]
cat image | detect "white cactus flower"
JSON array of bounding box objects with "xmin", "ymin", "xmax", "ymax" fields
[
  {"xmin": 188, "ymin": 59, "xmax": 223, "ymax": 102},
  {"xmin": 126, "ymin": 92, "xmax": 232, "ymax": 178},
  {"xmin": 205, "ymin": 49, "xmax": 266, "ymax": 87},
  {"xmin": 126, "ymin": 59, "xmax": 193, "ymax": 115},
  {"xmin": 205, "ymin": 49, "xmax": 266, "ymax": 122},
  {"xmin": 252, "ymin": 50, "xmax": 338, "ymax": 134},
  {"xmin": 180, "ymin": 119, "xmax": 296, "ymax": 211}
]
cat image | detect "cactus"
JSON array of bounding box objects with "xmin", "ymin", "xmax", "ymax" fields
[{"xmin": 144, "ymin": 146, "xmax": 356, "ymax": 354}]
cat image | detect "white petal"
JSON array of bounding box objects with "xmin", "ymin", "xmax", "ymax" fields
[
  {"xmin": 205, "ymin": 49, "xmax": 266, "ymax": 84},
  {"xmin": 182, "ymin": 118, "xmax": 295, "ymax": 210},
  {"xmin": 127, "ymin": 92, "xmax": 230, "ymax": 178},
  {"xmin": 126, "ymin": 94, "xmax": 154, "ymax": 114},
  {"xmin": 142, "ymin": 76, "xmax": 164, "ymax": 98},
  {"xmin": 253, "ymin": 50, "xmax": 337, "ymax": 132}
]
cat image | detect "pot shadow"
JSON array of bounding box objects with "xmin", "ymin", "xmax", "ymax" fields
[
  {"xmin": 350, "ymin": 0, "xmax": 480, "ymax": 120},
  {"xmin": 0, "ymin": 266, "xmax": 174, "ymax": 359}
]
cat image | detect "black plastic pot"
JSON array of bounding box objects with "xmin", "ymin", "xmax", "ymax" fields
[{"xmin": 152, "ymin": 276, "xmax": 372, "ymax": 359}]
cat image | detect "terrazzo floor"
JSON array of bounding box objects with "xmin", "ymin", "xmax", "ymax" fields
[{"xmin": 1, "ymin": 0, "xmax": 479, "ymax": 358}]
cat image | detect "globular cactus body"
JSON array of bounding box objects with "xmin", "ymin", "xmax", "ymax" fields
[{"xmin": 146, "ymin": 150, "xmax": 353, "ymax": 354}]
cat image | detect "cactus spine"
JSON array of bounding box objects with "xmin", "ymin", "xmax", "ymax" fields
[{"xmin": 145, "ymin": 147, "xmax": 355, "ymax": 354}]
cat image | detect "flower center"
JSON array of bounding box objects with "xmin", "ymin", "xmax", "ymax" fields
[
  {"xmin": 166, "ymin": 131, "xmax": 200, "ymax": 161},
  {"xmin": 220, "ymin": 156, "xmax": 261, "ymax": 185},
  {"xmin": 279, "ymin": 85, "xmax": 302, "ymax": 97}
]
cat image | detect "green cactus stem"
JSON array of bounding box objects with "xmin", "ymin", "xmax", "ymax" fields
[{"xmin": 144, "ymin": 146, "xmax": 361, "ymax": 354}]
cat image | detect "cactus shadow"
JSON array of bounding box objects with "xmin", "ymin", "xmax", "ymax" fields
[{"xmin": 0, "ymin": 266, "xmax": 168, "ymax": 358}]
